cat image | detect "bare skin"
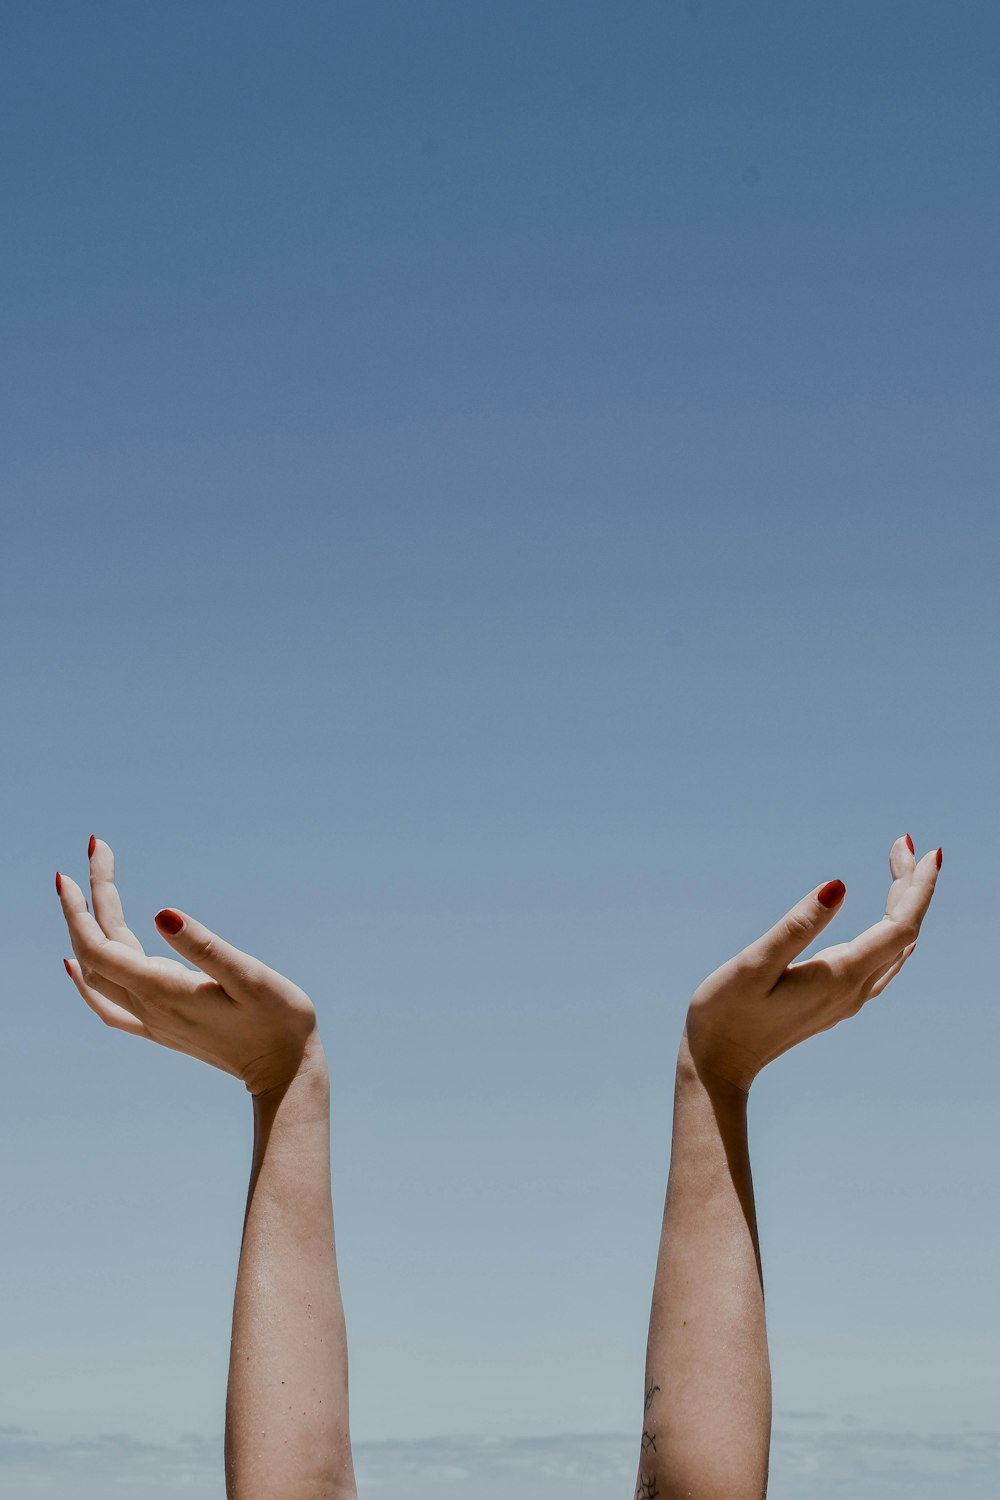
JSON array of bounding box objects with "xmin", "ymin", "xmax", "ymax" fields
[
  {"xmin": 57, "ymin": 838, "xmax": 357, "ymax": 1500},
  {"xmin": 636, "ymin": 836, "xmax": 941, "ymax": 1500}
]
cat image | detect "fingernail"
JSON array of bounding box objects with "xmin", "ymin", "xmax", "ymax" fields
[
  {"xmin": 63, "ymin": 958, "xmax": 73, "ymax": 977},
  {"xmin": 817, "ymin": 879, "xmax": 846, "ymax": 908},
  {"xmin": 88, "ymin": 834, "xmax": 97, "ymax": 858},
  {"xmin": 905, "ymin": 834, "xmax": 914, "ymax": 855},
  {"xmin": 155, "ymin": 908, "xmax": 184, "ymax": 935},
  {"xmin": 55, "ymin": 871, "xmax": 62, "ymax": 895},
  {"xmin": 936, "ymin": 848, "xmax": 943, "ymax": 869}
]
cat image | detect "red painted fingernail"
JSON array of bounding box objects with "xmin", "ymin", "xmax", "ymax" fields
[
  {"xmin": 905, "ymin": 834, "xmax": 914, "ymax": 855},
  {"xmin": 63, "ymin": 958, "xmax": 73, "ymax": 977},
  {"xmin": 936, "ymin": 848, "xmax": 942, "ymax": 869},
  {"xmin": 55, "ymin": 871, "xmax": 62, "ymax": 895},
  {"xmin": 88, "ymin": 834, "xmax": 97, "ymax": 858},
  {"xmin": 817, "ymin": 879, "xmax": 846, "ymax": 908},
  {"xmin": 155, "ymin": 908, "xmax": 184, "ymax": 935}
]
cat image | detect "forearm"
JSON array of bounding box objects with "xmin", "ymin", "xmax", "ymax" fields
[
  {"xmin": 225, "ymin": 1038, "xmax": 357, "ymax": 1500},
  {"xmin": 638, "ymin": 1034, "xmax": 770, "ymax": 1500}
]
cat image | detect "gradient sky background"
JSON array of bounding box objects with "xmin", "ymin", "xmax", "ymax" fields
[{"xmin": 2, "ymin": 0, "xmax": 999, "ymax": 1491}]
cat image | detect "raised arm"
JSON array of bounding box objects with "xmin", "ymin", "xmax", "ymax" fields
[
  {"xmin": 636, "ymin": 836, "xmax": 941, "ymax": 1500},
  {"xmin": 224, "ymin": 1030, "xmax": 353, "ymax": 1499},
  {"xmin": 57, "ymin": 839, "xmax": 357, "ymax": 1500}
]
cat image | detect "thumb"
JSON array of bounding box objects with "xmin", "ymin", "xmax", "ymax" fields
[
  {"xmin": 741, "ymin": 879, "xmax": 846, "ymax": 984},
  {"xmin": 154, "ymin": 908, "xmax": 267, "ymax": 996}
]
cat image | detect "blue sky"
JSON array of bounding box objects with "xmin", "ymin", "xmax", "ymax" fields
[{"xmin": 1, "ymin": 0, "xmax": 998, "ymax": 1484}]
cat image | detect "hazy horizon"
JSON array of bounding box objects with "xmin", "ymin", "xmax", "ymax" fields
[{"xmin": 3, "ymin": 1423, "xmax": 1000, "ymax": 1499}]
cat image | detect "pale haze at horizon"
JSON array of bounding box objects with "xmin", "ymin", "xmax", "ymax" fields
[{"xmin": 2, "ymin": 0, "xmax": 998, "ymax": 1451}]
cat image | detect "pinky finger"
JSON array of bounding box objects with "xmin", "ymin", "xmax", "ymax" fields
[
  {"xmin": 865, "ymin": 942, "xmax": 917, "ymax": 1002},
  {"xmin": 63, "ymin": 959, "xmax": 150, "ymax": 1038}
]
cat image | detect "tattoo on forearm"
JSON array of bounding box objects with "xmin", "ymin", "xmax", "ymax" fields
[{"xmin": 637, "ymin": 1379, "xmax": 660, "ymax": 1495}]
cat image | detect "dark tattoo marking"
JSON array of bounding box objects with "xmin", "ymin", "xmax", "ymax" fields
[
  {"xmin": 644, "ymin": 1382, "xmax": 660, "ymax": 1412},
  {"xmin": 636, "ymin": 1477, "xmax": 660, "ymax": 1500},
  {"xmin": 641, "ymin": 1429, "xmax": 656, "ymax": 1454}
]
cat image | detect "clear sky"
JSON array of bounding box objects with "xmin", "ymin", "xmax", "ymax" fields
[{"xmin": 2, "ymin": 0, "xmax": 998, "ymax": 1489}]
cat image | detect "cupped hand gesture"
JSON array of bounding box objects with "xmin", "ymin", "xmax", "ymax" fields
[
  {"xmin": 57, "ymin": 838, "xmax": 318, "ymax": 1095},
  {"xmin": 685, "ymin": 836, "xmax": 941, "ymax": 1092}
]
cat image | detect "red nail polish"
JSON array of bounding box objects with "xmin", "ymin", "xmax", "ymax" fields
[
  {"xmin": 905, "ymin": 834, "xmax": 914, "ymax": 855},
  {"xmin": 155, "ymin": 909, "xmax": 184, "ymax": 935},
  {"xmin": 936, "ymin": 848, "xmax": 942, "ymax": 869},
  {"xmin": 817, "ymin": 879, "xmax": 846, "ymax": 908},
  {"xmin": 55, "ymin": 871, "xmax": 62, "ymax": 895},
  {"xmin": 63, "ymin": 958, "xmax": 73, "ymax": 977},
  {"xmin": 88, "ymin": 835, "xmax": 97, "ymax": 858}
]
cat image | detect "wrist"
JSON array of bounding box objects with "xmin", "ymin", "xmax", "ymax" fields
[
  {"xmin": 252, "ymin": 1034, "xmax": 330, "ymax": 1122},
  {"xmin": 678, "ymin": 1026, "xmax": 757, "ymax": 1103}
]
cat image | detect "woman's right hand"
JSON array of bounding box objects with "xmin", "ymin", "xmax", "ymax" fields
[
  {"xmin": 683, "ymin": 835, "xmax": 941, "ymax": 1093},
  {"xmin": 57, "ymin": 837, "xmax": 321, "ymax": 1096}
]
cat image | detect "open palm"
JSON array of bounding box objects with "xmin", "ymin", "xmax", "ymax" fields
[
  {"xmin": 57, "ymin": 838, "xmax": 318, "ymax": 1095},
  {"xmin": 685, "ymin": 835, "xmax": 941, "ymax": 1091}
]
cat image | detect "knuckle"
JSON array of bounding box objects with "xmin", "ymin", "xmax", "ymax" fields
[
  {"xmin": 783, "ymin": 911, "xmax": 815, "ymax": 944},
  {"xmin": 189, "ymin": 930, "xmax": 217, "ymax": 963},
  {"xmin": 811, "ymin": 954, "xmax": 841, "ymax": 985}
]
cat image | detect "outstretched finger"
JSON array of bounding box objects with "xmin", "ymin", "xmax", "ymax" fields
[
  {"xmin": 152, "ymin": 908, "xmax": 278, "ymax": 1000},
  {"xmin": 57, "ymin": 871, "xmax": 161, "ymax": 994},
  {"xmin": 89, "ymin": 837, "xmax": 145, "ymax": 954},
  {"xmin": 847, "ymin": 847, "xmax": 940, "ymax": 978},
  {"xmin": 740, "ymin": 879, "xmax": 847, "ymax": 985},
  {"xmin": 63, "ymin": 957, "xmax": 150, "ymax": 1037},
  {"xmin": 884, "ymin": 833, "xmax": 933, "ymax": 926},
  {"xmin": 871, "ymin": 834, "xmax": 919, "ymax": 947},
  {"xmin": 888, "ymin": 833, "xmax": 917, "ymax": 885}
]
